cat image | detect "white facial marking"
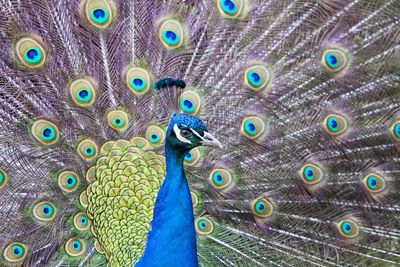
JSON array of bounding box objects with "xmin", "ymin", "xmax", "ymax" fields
[{"xmin": 173, "ymin": 124, "xmax": 192, "ymax": 144}]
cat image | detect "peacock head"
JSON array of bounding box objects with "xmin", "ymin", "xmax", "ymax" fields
[{"xmin": 166, "ymin": 113, "xmax": 222, "ymax": 155}]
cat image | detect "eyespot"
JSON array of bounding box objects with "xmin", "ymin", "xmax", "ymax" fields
[
  {"xmin": 390, "ymin": 120, "xmax": 400, "ymax": 142},
  {"xmin": 107, "ymin": 110, "xmax": 129, "ymax": 132},
  {"xmin": 323, "ymin": 114, "xmax": 348, "ymax": 136},
  {"xmin": 3, "ymin": 242, "xmax": 28, "ymax": 263},
  {"xmin": 217, "ymin": 0, "xmax": 247, "ymax": 19},
  {"xmin": 69, "ymin": 78, "xmax": 96, "ymax": 107},
  {"xmin": 209, "ymin": 168, "xmax": 232, "ymax": 189},
  {"xmin": 363, "ymin": 173, "xmax": 386, "ymax": 193},
  {"xmin": 65, "ymin": 238, "xmax": 86, "ymax": 256},
  {"xmin": 0, "ymin": 168, "xmax": 9, "ymax": 190},
  {"xmin": 84, "ymin": 0, "xmax": 115, "ymax": 29},
  {"xmin": 251, "ymin": 197, "xmax": 274, "ymax": 218},
  {"xmin": 191, "ymin": 192, "xmax": 199, "ymax": 208},
  {"xmin": 241, "ymin": 116, "xmax": 265, "ymax": 140},
  {"xmin": 146, "ymin": 125, "xmax": 165, "ymax": 146},
  {"xmin": 322, "ymin": 48, "xmax": 349, "ymax": 73},
  {"xmin": 15, "ymin": 36, "xmax": 46, "ymax": 68},
  {"xmin": 299, "ymin": 163, "xmax": 324, "ymax": 185},
  {"xmin": 159, "ymin": 19, "xmax": 186, "ymax": 50},
  {"xmin": 32, "ymin": 201, "xmax": 57, "ymax": 222},
  {"xmin": 31, "ymin": 119, "xmax": 60, "ymax": 145},
  {"xmin": 195, "ymin": 217, "xmax": 214, "ymax": 235},
  {"xmin": 74, "ymin": 212, "xmax": 90, "ymax": 231},
  {"xmin": 180, "ymin": 91, "xmax": 201, "ymax": 115},
  {"xmin": 338, "ymin": 219, "xmax": 359, "ymax": 238},
  {"xmin": 125, "ymin": 67, "xmax": 151, "ymax": 95},
  {"xmin": 80, "ymin": 191, "xmax": 89, "ymax": 208},
  {"xmin": 77, "ymin": 139, "xmax": 98, "ymax": 161},
  {"xmin": 58, "ymin": 171, "xmax": 80, "ymax": 193},
  {"xmin": 184, "ymin": 148, "xmax": 200, "ymax": 166},
  {"xmin": 244, "ymin": 65, "xmax": 272, "ymax": 91}
]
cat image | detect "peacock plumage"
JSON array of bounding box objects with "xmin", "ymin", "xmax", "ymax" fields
[{"xmin": 0, "ymin": 0, "xmax": 399, "ymax": 266}]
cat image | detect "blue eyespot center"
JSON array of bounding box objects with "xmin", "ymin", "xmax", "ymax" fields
[
  {"xmin": 93, "ymin": 9, "xmax": 105, "ymax": 19},
  {"xmin": 150, "ymin": 134, "xmax": 159, "ymax": 142},
  {"xmin": 367, "ymin": 176, "xmax": 378, "ymax": 189},
  {"xmin": 77, "ymin": 89, "xmax": 92, "ymax": 103},
  {"xmin": 90, "ymin": 8, "xmax": 109, "ymax": 25},
  {"xmin": 42, "ymin": 204, "xmax": 53, "ymax": 217},
  {"xmin": 326, "ymin": 52, "xmax": 339, "ymax": 69},
  {"xmin": 85, "ymin": 147, "xmax": 94, "ymax": 156},
  {"xmin": 163, "ymin": 30, "xmax": 180, "ymax": 45},
  {"xmin": 43, "ymin": 128, "xmax": 52, "ymax": 138},
  {"xmin": 341, "ymin": 221, "xmax": 352, "ymax": 234},
  {"xmin": 27, "ymin": 49, "xmax": 38, "ymax": 59},
  {"xmin": 328, "ymin": 117, "xmax": 338, "ymax": 132},
  {"xmin": 12, "ymin": 245, "xmax": 23, "ymax": 257},
  {"xmin": 244, "ymin": 120, "xmax": 257, "ymax": 136},
  {"xmin": 130, "ymin": 78, "xmax": 146, "ymax": 91},
  {"xmin": 185, "ymin": 152, "xmax": 192, "ymax": 161},
  {"xmin": 81, "ymin": 217, "xmax": 87, "ymax": 225},
  {"xmin": 181, "ymin": 99, "xmax": 195, "ymax": 113},
  {"xmin": 221, "ymin": 0, "xmax": 238, "ymax": 14},
  {"xmin": 166, "ymin": 31, "xmax": 177, "ymax": 41},
  {"xmin": 213, "ymin": 172, "xmax": 224, "ymax": 185},
  {"xmin": 72, "ymin": 240, "xmax": 81, "ymax": 250},
  {"xmin": 24, "ymin": 48, "xmax": 42, "ymax": 64},
  {"xmin": 304, "ymin": 167, "xmax": 314, "ymax": 180},
  {"xmin": 198, "ymin": 220, "xmax": 207, "ymax": 230},
  {"xmin": 247, "ymin": 70, "xmax": 263, "ymax": 87},
  {"xmin": 394, "ymin": 123, "xmax": 400, "ymax": 138}
]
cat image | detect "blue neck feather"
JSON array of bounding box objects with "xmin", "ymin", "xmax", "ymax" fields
[{"xmin": 135, "ymin": 143, "xmax": 198, "ymax": 267}]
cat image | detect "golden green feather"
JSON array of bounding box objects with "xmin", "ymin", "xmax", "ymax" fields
[{"xmin": 86, "ymin": 139, "xmax": 165, "ymax": 266}]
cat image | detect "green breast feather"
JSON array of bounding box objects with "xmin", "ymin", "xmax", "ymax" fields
[{"xmin": 86, "ymin": 139, "xmax": 166, "ymax": 266}]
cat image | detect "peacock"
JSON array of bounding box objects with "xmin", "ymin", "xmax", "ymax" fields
[{"xmin": 0, "ymin": 0, "xmax": 399, "ymax": 266}]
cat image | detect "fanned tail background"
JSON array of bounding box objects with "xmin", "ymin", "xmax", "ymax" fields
[{"xmin": 0, "ymin": 0, "xmax": 399, "ymax": 266}]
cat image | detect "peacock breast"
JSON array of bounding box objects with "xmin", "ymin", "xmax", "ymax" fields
[{"xmin": 86, "ymin": 139, "xmax": 166, "ymax": 266}]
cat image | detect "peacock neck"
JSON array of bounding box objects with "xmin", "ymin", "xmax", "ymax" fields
[{"xmin": 135, "ymin": 144, "xmax": 198, "ymax": 267}]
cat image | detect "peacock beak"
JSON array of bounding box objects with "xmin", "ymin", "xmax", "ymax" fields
[{"xmin": 200, "ymin": 131, "xmax": 223, "ymax": 149}]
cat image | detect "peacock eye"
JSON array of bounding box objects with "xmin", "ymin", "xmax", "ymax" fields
[
  {"xmin": 209, "ymin": 168, "xmax": 232, "ymax": 189},
  {"xmin": 159, "ymin": 19, "xmax": 186, "ymax": 50},
  {"xmin": 107, "ymin": 110, "xmax": 129, "ymax": 132},
  {"xmin": 58, "ymin": 171, "xmax": 80, "ymax": 193},
  {"xmin": 217, "ymin": 0, "xmax": 247, "ymax": 19},
  {"xmin": 32, "ymin": 201, "xmax": 57, "ymax": 222},
  {"xmin": 363, "ymin": 173, "xmax": 386, "ymax": 193},
  {"xmin": 244, "ymin": 64, "xmax": 272, "ymax": 92},
  {"xmin": 69, "ymin": 78, "xmax": 97, "ymax": 107},
  {"xmin": 323, "ymin": 114, "xmax": 348, "ymax": 137},
  {"xmin": 65, "ymin": 238, "xmax": 86, "ymax": 256},
  {"xmin": 322, "ymin": 48, "xmax": 349, "ymax": 73},
  {"xmin": 77, "ymin": 139, "xmax": 98, "ymax": 161},
  {"xmin": 146, "ymin": 125, "xmax": 165, "ymax": 146},
  {"xmin": 251, "ymin": 197, "xmax": 274, "ymax": 218},
  {"xmin": 338, "ymin": 219, "xmax": 359, "ymax": 239},
  {"xmin": 195, "ymin": 217, "xmax": 214, "ymax": 235},
  {"xmin": 125, "ymin": 67, "xmax": 151, "ymax": 95},
  {"xmin": 3, "ymin": 242, "xmax": 28, "ymax": 263},
  {"xmin": 180, "ymin": 129, "xmax": 192, "ymax": 138},
  {"xmin": 84, "ymin": 0, "xmax": 116, "ymax": 30},
  {"xmin": 390, "ymin": 120, "xmax": 400, "ymax": 141},
  {"xmin": 299, "ymin": 163, "xmax": 324, "ymax": 185},
  {"xmin": 31, "ymin": 119, "xmax": 60, "ymax": 146},
  {"xmin": 74, "ymin": 212, "xmax": 90, "ymax": 231},
  {"xmin": 0, "ymin": 167, "xmax": 9, "ymax": 190},
  {"xmin": 15, "ymin": 36, "xmax": 46, "ymax": 69}
]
